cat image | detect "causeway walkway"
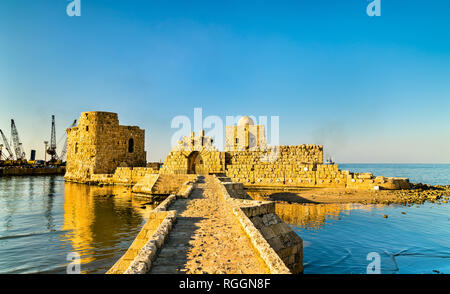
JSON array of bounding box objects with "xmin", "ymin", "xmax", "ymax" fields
[{"xmin": 149, "ymin": 175, "xmax": 269, "ymax": 274}]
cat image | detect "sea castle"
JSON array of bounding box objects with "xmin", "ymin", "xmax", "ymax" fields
[
  {"xmin": 64, "ymin": 111, "xmax": 411, "ymax": 274},
  {"xmin": 65, "ymin": 111, "xmax": 410, "ymax": 191}
]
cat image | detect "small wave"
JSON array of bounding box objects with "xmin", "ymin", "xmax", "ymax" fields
[
  {"xmin": 319, "ymin": 248, "xmax": 352, "ymax": 267},
  {"xmin": 0, "ymin": 230, "xmax": 64, "ymax": 241},
  {"xmin": 385, "ymin": 248, "xmax": 450, "ymax": 259}
]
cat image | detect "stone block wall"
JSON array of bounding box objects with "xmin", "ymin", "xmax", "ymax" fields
[
  {"xmin": 160, "ymin": 150, "xmax": 225, "ymax": 175},
  {"xmin": 217, "ymin": 176, "xmax": 303, "ymax": 274},
  {"xmin": 107, "ymin": 209, "xmax": 177, "ymax": 274},
  {"xmin": 224, "ymin": 148, "xmax": 410, "ymax": 190},
  {"xmin": 131, "ymin": 174, "xmax": 160, "ymax": 194},
  {"xmin": 132, "ymin": 174, "xmax": 197, "ymax": 195},
  {"xmin": 315, "ymin": 164, "xmax": 347, "ymax": 188},
  {"xmin": 222, "ymin": 182, "xmax": 249, "ymax": 199},
  {"xmin": 345, "ymin": 173, "xmax": 411, "ymax": 190},
  {"xmin": 160, "ymin": 132, "xmax": 226, "ymax": 175},
  {"xmin": 196, "ymin": 151, "xmax": 225, "ymax": 174},
  {"xmin": 159, "ymin": 151, "xmax": 188, "ymax": 174},
  {"xmin": 225, "ymin": 145, "xmax": 323, "ymax": 186},
  {"xmin": 245, "ymin": 210, "xmax": 303, "ymax": 274},
  {"xmin": 65, "ymin": 112, "xmax": 146, "ymax": 183},
  {"xmin": 107, "ymin": 179, "xmax": 197, "ymax": 274}
]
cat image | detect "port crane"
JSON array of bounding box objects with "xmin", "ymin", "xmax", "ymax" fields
[
  {"xmin": 1, "ymin": 116, "xmax": 77, "ymax": 165},
  {"xmin": 46, "ymin": 115, "xmax": 58, "ymax": 162},
  {"xmin": 10, "ymin": 119, "xmax": 26, "ymax": 160},
  {"xmin": 0, "ymin": 129, "xmax": 15, "ymax": 160},
  {"xmin": 58, "ymin": 119, "xmax": 77, "ymax": 161},
  {"xmin": 46, "ymin": 116, "xmax": 77, "ymax": 163}
]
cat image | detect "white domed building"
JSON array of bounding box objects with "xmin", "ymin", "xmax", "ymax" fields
[
  {"xmin": 224, "ymin": 115, "xmax": 267, "ymax": 151},
  {"xmin": 237, "ymin": 115, "xmax": 254, "ymax": 126}
]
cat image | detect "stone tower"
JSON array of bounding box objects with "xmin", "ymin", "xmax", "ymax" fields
[
  {"xmin": 224, "ymin": 116, "xmax": 267, "ymax": 151},
  {"xmin": 65, "ymin": 111, "xmax": 146, "ymax": 182}
]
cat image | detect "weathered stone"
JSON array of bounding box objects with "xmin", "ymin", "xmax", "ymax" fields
[{"xmin": 65, "ymin": 112, "xmax": 146, "ymax": 183}]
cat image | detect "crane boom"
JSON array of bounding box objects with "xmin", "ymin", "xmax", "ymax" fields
[
  {"xmin": 0, "ymin": 129, "xmax": 15, "ymax": 160},
  {"xmin": 46, "ymin": 115, "xmax": 57, "ymax": 161},
  {"xmin": 10, "ymin": 119, "xmax": 25, "ymax": 160},
  {"xmin": 58, "ymin": 119, "xmax": 77, "ymax": 161}
]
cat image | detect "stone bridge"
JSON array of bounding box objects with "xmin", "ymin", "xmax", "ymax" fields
[{"xmin": 107, "ymin": 174, "xmax": 303, "ymax": 274}]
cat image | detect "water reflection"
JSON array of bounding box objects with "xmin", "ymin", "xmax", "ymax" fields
[
  {"xmin": 0, "ymin": 176, "xmax": 159, "ymax": 274},
  {"xmin": 247, "ymin": 188, "xmax": 450, "ymax": 274},
  {"xmin": 275, "ymin": 203, "xmax": 360, "ymax": 228},
  {"xmin": 44, "ymin": 177, "xmax": 56, "ymax": 231},
  {"xmin": 60, "ymin": 183, "xmax": 157, "ymax": 273},
  {"xmin": 247, "ymin": 189, "xmax": 384, "ymax": 229}
]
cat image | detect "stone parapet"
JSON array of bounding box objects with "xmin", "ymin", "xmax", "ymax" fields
[
  {"xmin": 132, "ymin": 174, "xmax": 160, "ymax": 194},
  {"xmin": 216, "ymin": 176, "xmax": 303, "ymax": 274},
  {"xmin": 106, "ymin": 209, "xmax": 176, "ymax": 274},
  {"xmin": 107, "ymin": 179, "xmax": 197, "ymax": 274},
  {"xmin": 153, "ymin": 194, "xmax": 177, "ymax": 212}
]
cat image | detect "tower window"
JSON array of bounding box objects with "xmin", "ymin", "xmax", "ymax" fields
[
  {"xmin": 86, "ymin": 126, "xmax": 89, "ymax": 132},
  {"xmin": 128, "ymin": 138, "xmax": 134, "ymax": 153},
  {"xmin": 75, "ymin": 143, "xmax": 78, "ymax": 154},
  {"xmin": 235, "ymin": 138, "xmax": 239, "ymax": 144}
]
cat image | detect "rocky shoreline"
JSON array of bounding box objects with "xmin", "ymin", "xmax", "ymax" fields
[
  {"xmin": 247, "ymin": 184, "xmax": 450, "ymax": 206},
  {"xmin": 361, "ymin": 184, "xmax": 450, "ymax": 205}
]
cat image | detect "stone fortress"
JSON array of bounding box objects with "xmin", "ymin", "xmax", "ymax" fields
[
  {"xmin": 65, "ymin": 112, "xmax": 147, "ymax": 183},
  {"xmin": 65, "ymin": 112, "xmax": 410, "ymax": 190},
  {"xmin": 160, "ymin": 116, "xmax": 411, "ymax": 190}
]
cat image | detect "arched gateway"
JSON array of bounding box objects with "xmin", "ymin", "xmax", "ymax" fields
[{"xmin": 187, "ymin": 151, "xmax": 206, "ymax": 174}]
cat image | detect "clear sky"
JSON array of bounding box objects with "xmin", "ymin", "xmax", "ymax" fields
[{"xmin": 0, "ymin": 0, "xmax": 449, "ymax": 163}]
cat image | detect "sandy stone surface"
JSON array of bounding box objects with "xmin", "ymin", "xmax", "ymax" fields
[
  {"xmin": 247, "ymin": 185, "xmax": 450, "ymax": 205},
  {"xmin": 150, "ymin": 176, "xmax": 269, "ymax": 274}
]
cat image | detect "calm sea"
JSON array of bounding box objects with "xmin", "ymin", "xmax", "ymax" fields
[
  {"xmin": 339, "ymin": 163, "xmax": 450, "ymax": 186},
  {"xmin": 0, "ymin": 176, "xmax": 153, "ymax": 274},
  {"xmin": 292, "ymin": 163, "xmax": 450, "ymax": 274},
  {"xmin": 1, "ymin": 164, "xmax": 449, "ymax": 274}
]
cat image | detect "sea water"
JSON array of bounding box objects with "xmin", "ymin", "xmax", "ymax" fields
[
  {"xmin": 294, "ymin": 164, "xmax": 450, "ymax": 274},
  {"xmin": 0, "ymin": 176, "xmax": 153, "ymax": 274}
]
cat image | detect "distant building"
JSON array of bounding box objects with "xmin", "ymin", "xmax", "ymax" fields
[{"xmin": 224, "ymin": 116, "xmax": 267, "ymax": 151}]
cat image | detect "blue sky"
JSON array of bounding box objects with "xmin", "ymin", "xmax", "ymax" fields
[{"xmin": 0, "ymin": 0, "xmax": 449, "ymax": 162}]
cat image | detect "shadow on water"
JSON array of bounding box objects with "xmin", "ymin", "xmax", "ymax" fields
[{"xmin": 247, "ymin": 189, "xmax": 320, "ymax": 204}]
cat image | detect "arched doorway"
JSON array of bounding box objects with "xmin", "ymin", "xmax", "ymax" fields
[
  {"xmin": 187, "ymin": 151, "xmax": 199, "ymax": 174},
  {"xmin": 187, "ymin": 151, "xmax": 205, "ymax": 174}
]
